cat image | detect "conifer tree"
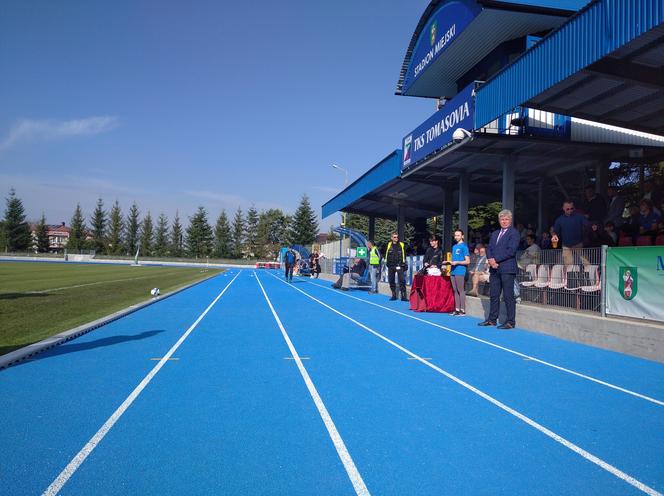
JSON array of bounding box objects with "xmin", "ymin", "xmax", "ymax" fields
[
  {"xmin": 140, "ymin": 211, "xmax": 154, "ymax": 256},
  {"xmin": 35, "ymin": 213, "xmax": 50, "ymax": 253},
  {"xmin": 170, "ymin": 211, "xmax": 184, "ymax": 257},
  {"xmin": 289, "ymin": 194, "xmax": 318, "ymax": 246},
  {"xmin": 213, "ymin": 210, "xmax": 232, "ymax": 258},
  {"xmin": 68, "ymin": 203, "xmax": 87, "ymax": 252},
  {"xmin": 108, "ymin": 201, "xmax": 124, "ymax": 255},
  {"xmin": 3, "ymin": 188, "xmax": 32, "ymax": 252},
  {"xmin": 125, "ymin": 202, "xmax": 140, "ymax": 256},
  {"xmin": 245, "ymin": 205, "xmax": 260, "ymax": 258},
  {"xmin": 154, "ymin": 213, "xmax": 169, "ymax": 257},
  {"xmin": 90, "ymin": 198, "xmax": 107, "ymax": 254},
  {"xmin": 231, "ymin": 207, "xmax": 244, "ymax": 258},
  {"xmin": 257, "ymin": 208, "xmax": 289, "ymax": 259},
  {"xmin": 186, "ymin": 206, "xmax": 213, "ymax": 258}
]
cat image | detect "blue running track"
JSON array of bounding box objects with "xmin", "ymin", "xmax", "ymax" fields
[{"xmin": 1, "ymin": 269, "xmax": 663, "ymax": 495}]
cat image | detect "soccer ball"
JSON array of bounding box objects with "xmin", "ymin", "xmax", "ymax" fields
[{"xmin": 150, "ymin": 288, "xmax": 160, "ymax": 297}]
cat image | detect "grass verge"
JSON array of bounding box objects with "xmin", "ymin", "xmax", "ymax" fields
[{"xmin": 0, "ymin": 261, "xmax": 223, "ymax": 356}]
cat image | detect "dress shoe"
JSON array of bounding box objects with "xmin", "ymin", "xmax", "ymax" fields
[
  {"xmin": 477, "ymin": 320, "xmax": 496, "ymax": 326},
  {"xmin": 497, "ymin": 323, "xmax": 514, "ymax": 330},
  {"xmin": 401, "ymin": 296, "xmax": 409, "ymax": 302},
  {"xmin": 389, "ymin": 295, "xmax": 397, "ymax": 301}
]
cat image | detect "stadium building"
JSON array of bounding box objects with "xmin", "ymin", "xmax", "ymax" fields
[{"xmin": 321, "ymin": 0, "xmax": 664, "ymax": 359}]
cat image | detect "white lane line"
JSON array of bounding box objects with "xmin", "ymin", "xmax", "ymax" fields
[
  {"xmin": 269, "ymin": 272, "xmax": 662, "ymax": 496},
  {"xmin": 27, "ymin": 274, "xmax": 165, "ymax": 294},
  {"xmin": 305, "ymin": 279, "xmax": 664, "ymax": 407},
  {"xmin": 42, "ymin": 271, "xmax": 241, "ymax": 496},
  {"xmin": 254, "ymin": 272, "xmax": 370, "ymax": 496}
]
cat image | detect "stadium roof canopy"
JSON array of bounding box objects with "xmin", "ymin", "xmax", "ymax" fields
[
  {"xmin": 395, "ymin": 0, "xmax": 586, "ymax": 98},
  {"xmin": 475, "ymin": 0, "xmax": 664, "ymax": 134}
]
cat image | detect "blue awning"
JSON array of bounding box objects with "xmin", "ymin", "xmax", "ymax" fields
[
  {"xmin": 321, "ymin": 151, "xmax": 403, "ymax": 219},
  {"xmin": 475, "ymin": 0, "xmax": 664, "ymax": 134}
]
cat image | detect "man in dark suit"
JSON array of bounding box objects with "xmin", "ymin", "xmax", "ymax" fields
[{"xmin": 478, "ymin": 209, "xmax": 520, "ymax": 329}]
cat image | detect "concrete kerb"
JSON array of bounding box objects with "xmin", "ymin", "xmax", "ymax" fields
[
  {"xmin": 310, "ymin": 273, "xmax": 664, "ymax": 363},
  {"xmin": 0, "ymin": 271, "xmax": 224, "ymax": 370}
]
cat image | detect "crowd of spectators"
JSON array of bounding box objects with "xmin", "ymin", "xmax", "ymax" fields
[{"xmin": 460, "ymin": 179, "xmax": 664, "ymax": 257}]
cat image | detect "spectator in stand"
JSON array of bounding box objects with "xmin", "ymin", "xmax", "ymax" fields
[
  {"xmin": 551, "ymin": 200, "xmax": 590, "ymax": 266},
  {"xmin": 587, "ymin": 221, "xmax": 615, "ymax": 247},
  {"xmin": 604, "ymin": 186, "xmax": 625, "ymax": 230},
  {"xmin": 622, "ymin": 204, "xmax": 642, "ymax": 243},
  {"xmin": 604, "ymin": 222, "xmax": 617, "ymax": 245},
  {"xmin": 639, "ymin": 199, "xmax": 661, "ymax": 237},
  {"xmin": 540, "ymin": 230, "xmax": 552, "ymax": 250},
  {"xmin": 582, "ymin": 185, "xmax": 608, "ymax": 224},
  {"xmin": 467, "ymin": 244, "xmax": 489, "ymax": 297},
  {"xmin": 642, "ymin": 180, "xmax": 662, "ymax": 215},
  {"xmin": 518, "ymin": 234, "xmax": 540, "ymax": 269}
]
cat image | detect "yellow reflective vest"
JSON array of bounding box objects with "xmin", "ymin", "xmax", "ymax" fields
[{"xmin": 369, "ymin": 246, "xmax": 381, "ymax": 265}]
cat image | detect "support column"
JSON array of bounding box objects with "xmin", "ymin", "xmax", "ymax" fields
[
  {"xmin": 443, "ymin": 185, "xmax": 454, "ymax": 253},
  {"xmin": 368, "ymin": 216, "xmax": 375, "ymax": 242},
  {"xmin": 397, "ymin": 206, "xmax": 405, "ymax": 240},
  {"xmin": 502, "ymin": 157, "xmax": 515, "ymax": 213},
  {"xmin": 458, "ymin": 171, "xmax": 469, "ymax": 237},
  {"xmin": 537, "ymin": 177, "xmax": 544, "ymax": 236},
  {"xmin": 595, "ymin": 160, "xmax": 608, "ymax": 193}
]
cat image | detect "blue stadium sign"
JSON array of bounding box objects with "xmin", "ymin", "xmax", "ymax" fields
[
  {"xmin": 402, "ymin": 1, "xmax": 479, "ymax": 93},
  {"xmin": 402, "ymin": 83, "xmax": 475, "ymax": 171}
]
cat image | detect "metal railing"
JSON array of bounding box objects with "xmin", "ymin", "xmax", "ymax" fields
[
  {"xmin": 323, "ymin": 247, "xmax": 605, "ymax": 314},
  {"xmin": 469, "ymin": 247, "xmax": 603, "ymax": 313}
]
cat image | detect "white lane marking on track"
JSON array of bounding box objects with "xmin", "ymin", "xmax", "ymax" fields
[
  {"xmin": 254, "ymin": 272, "xmax": 370, "ymax": 496},
  {"xmin": 305, "ymin": 279, "xmax": 664, "ymax": 407},
  {"xmin": 269, "ymin": 272, "xmax": 662, "ymax": 496},
  {"xmin": 42, "ymin": 271, "xmax": 241, "ymax": 496}
]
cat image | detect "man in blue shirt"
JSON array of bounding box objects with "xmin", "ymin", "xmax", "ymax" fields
[{"xmin": 551, "ymin": 200, "xmax": 590, "ymax": 266}]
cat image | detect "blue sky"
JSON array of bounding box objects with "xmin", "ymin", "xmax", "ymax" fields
[{"xmin": 0, "ymin": 0, "xmax": 587, "ymax": 230}]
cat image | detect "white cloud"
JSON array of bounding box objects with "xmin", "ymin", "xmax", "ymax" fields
[
  {"xmin": 0, "ymin": 116, "xmax": 119, "ymax": 152},
  {"xmin": 312, "ymin": 185, "xmax": 342, "ymax": 194},
  {"xmin": 185, "ymin": 189, "xmax": 288, "ymax": 212}
]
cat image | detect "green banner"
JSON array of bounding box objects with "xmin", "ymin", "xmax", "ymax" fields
[{"xmin": 606, "ymin": 246, "xmax": 664, "ymax": 322}]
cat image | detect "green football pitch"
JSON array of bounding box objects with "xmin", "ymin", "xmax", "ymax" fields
[{"xmin": 0, "ymin": 262, "xmax": 223, "ymax": 356}]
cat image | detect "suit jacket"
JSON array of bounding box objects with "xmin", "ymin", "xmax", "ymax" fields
[{"xmin": 486, "ymin": 226, "xmax": 520, "ymax": 274}]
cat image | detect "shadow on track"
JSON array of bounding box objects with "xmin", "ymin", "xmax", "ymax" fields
[{"xmin": 38, "ymin": 330, "xmax": 166, "ymax": 359}]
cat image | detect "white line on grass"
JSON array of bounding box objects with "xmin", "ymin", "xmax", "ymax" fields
[
  {"xmin": 269, "ymin": 272, "xmax": 662, "ymax": 496},
  {"xmin": 28, "ymin": 274, "xmax": 168, "ymax": 294},
  {"xmin": 254, "ymin": 272, "xmax": 370, "ymax": 496},
  {"xmin": 304, "ymin": 279, "xmax": 664, "ymax": 407},
  {"xmin": 42, "ymin": 271, "xmax": 241, "ymax": 496}
]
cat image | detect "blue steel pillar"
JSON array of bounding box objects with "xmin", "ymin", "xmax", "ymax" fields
[
  {"xmin": 458, "ymin": 171, "xmax": 469, "ymax": 237},
  {"xmin": 443, "ymin": 185, "xmax": 454, "ymax": 253},
  {"xmin": 368, "ymin": 216, "xmax": 375, "ymax": 242},
  {"xmin": 502, "ymin": 157, "xmax": 515, "ymax": 213},
  {"xmin": 397, "ymin": 206, "xmax": 405, "ymax": 240}
]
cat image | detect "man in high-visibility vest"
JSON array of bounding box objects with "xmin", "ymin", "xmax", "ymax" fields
[
  {"xmin": 367, "ymin": 240, "xmax": 381, "ymax": 294},
  {"xmin": 385, "ymin": 232, "xmax": 408, "ymax": 301}
]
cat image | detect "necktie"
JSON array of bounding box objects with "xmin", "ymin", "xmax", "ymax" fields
[{"xmin": 497, "ymin": 229, "xmax": 506, "ymax": 242}]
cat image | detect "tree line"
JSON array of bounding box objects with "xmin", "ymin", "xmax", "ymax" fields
[{"xmin": 1, "ymin": 188, "xmax": 319, "ymax": 260}]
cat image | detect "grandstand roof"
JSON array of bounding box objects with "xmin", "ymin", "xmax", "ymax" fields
[
  {"xmin": 396, "ymin": 0, "xmax": 582, "ymax": 98},
  {"xmin": 475, "ymin": 0, "xmax": 664, "ymax": 134}
]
